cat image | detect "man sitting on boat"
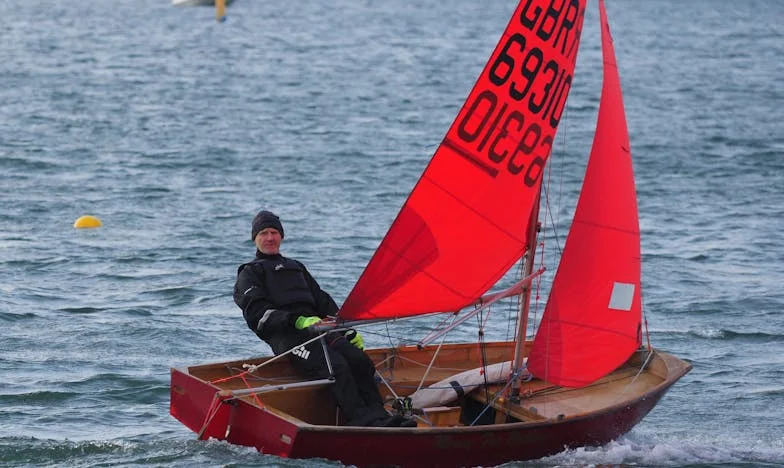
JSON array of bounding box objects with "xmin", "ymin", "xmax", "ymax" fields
[{"xmin": 233, "ymin": 210, "xmax": 416, "ymax": 427}]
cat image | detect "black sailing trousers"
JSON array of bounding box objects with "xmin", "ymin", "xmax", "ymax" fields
[{"xmin": 287, "ymin": 332, "xmax": 388, "ymax": 426}]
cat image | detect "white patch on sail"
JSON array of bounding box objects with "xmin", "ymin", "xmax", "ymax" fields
[{"xmin": 609, "ymin": 282, "xmax": 635, "ymax": 311}]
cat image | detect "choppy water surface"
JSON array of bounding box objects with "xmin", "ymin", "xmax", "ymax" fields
[{"xmin": 1, "ymin": 0, "xmax": 783, "ymax": 466}]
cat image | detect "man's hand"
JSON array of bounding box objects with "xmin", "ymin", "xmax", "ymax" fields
[
  {"xmin": 294, "ymin": 316, "xmax": 322, "ymax": 330},
  {"xmin": 345, "ymin": 329, "xmax": 364, "ymax": 350}
]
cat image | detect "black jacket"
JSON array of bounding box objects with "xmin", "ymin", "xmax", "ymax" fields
[{"xmin": 233, "ymin": 251, "xmax": 338, "ymax": 354}]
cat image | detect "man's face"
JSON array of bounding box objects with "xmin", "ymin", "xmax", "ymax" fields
[{"xmin": 255, "ymin": 228, "xmax": 282, "ymax": 255}]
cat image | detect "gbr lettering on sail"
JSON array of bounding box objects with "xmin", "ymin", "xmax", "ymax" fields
[{"xmin": 451, "ymin": 0, "xmax": 582, "ymax": 187}]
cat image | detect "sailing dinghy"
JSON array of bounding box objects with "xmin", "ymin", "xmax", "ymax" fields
[{"xmin": 170, "ymin": 1, "xmax": 691, "ymax": 465}]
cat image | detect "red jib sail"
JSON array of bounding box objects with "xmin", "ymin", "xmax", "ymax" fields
[
  {"xmin": 527, "ymin": 0, "xmax": 642, "ymax": 387},
  {"xmin": 340, "ymin": 0, "xmax": 587, "ymax": 321}
]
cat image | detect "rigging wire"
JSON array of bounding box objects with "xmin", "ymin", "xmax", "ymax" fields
[
  {"xmin": 527, "ymin": 99, "xmax": 572, "ymax": 385},
  {"xmin": 474, "ymin": 304, "xmax": 492, "ymax": 408}
]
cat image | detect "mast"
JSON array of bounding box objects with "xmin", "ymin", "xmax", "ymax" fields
[{"xmin": 512, "ymin": 187, "xmax": 543, "ymax": 374}]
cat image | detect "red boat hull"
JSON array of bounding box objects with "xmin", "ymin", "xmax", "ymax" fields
[{"xmin": 170, "ymin": 347, "xmax": 690, "ymax": 467}]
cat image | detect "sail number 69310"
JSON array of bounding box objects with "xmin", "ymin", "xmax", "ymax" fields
[{"xmin": 488, "ymin": 33, "xmax": 571, "ymax": 129}]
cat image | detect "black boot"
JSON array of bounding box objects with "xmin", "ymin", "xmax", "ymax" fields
[
  {"xmin": 346, "ymin": 409, "xmax": 386, "ymax": 427},
  {"xmin": 386, "ymin": 414, "xmax": 418, "ymax": 427}
]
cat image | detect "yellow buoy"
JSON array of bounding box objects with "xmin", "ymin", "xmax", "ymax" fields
[
  {"xmin": 216, "ymin": 0, "xmax": 226, "ymax": 22},
  {"xmin": 74, "ymin": 215, "xmax": 103, "ymax": 229}
]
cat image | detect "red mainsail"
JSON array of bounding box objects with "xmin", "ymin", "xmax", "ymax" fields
[
  {"xmin": 340, "ymin": 0, "xmax": 587, "ymax": 320},
  {"xmin": 527, "ymin": 0, "xmax": 642, "ymax": 387}
]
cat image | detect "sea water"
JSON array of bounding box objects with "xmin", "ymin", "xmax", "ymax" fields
[{"xmin": 1, "ymin": 0, "xmax": 782, "ymax": 466}]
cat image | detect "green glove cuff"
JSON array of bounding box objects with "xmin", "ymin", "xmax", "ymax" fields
[{"xmin": 294, "ymin": 316, "xmax": 321, "ymax": 330}]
